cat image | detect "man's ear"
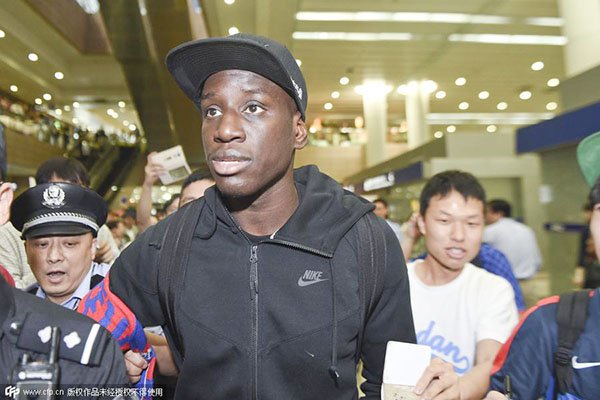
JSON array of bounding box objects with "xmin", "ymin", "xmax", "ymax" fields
[
  {"xmin": 294, "ymin": 113, "xmax": 308, "ymax": 150},
  {"xmin": 90, "ymin": 237, "xmax": 97, "ymax": 260},
  {"xmin": 417, "ymin": 213, "xmax": 426, "ymax": 236},
  {"xmin": 0, "ymin": 183, "xmax": 14, "ymax": 226}
]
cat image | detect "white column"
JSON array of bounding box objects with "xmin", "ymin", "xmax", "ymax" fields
[
  {"xmin": 361, "ymin": 81, "xmax": 389, "ymax": 167},
  {"xmin": 405, "ymin": 80, "xmax": 431, "ymax": 149},
  {"xmin": 558, "ymin": 0, "xmax": 600, "ymax": 77}
]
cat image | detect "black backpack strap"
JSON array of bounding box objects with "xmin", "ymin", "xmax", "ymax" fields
[
  {"xmin": 554, "ymin": 290, "xmax": 591, "ymax": 397},
  {"xmin": 157, "ymin": 200, "xmax": 204, "ymax": 365},
  {"xmin": 355, "ymin": 211, "xmax": 387, "ymax": 362},
  {"xmin": 89, "ymin": 274, "xmax": 105, "ymax": 290}
]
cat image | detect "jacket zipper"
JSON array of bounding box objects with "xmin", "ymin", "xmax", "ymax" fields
[{"xmin": 250, "ymin": 245, "xmax": 259, "ymax": 400}]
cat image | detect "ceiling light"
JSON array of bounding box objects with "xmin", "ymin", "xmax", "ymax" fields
[
  {"xmin": 43, "ymin": 93, "xmax": 52, "ymax": 101},
  {"xmin": 293, "ymin": 32, "xmax": 413, "ymax": 41},
  {"xmin": 54, "ymin": 71, "xmax": 64, "ymax": 80},
  {"xmin": 324, "ymin": 102, "xmax": 333, "ymax": 110},
  {"xmin": 455, "ymin": 77, "xmax": 466, "ymax": 86},
  {"xmin": 546, "ymin": 102, "xmax": 558, "ymax": 111},
  {"xmin": 458, "ymin": 102, "xmax": 469, "ymax": 110},
  {"xmin": 435, "ymin": 90, "xmax": 446, "ymax": 99},
  {"xmin": 340, "ymin": 76, "xmax": 350, "ymax": 85},
  {"xmin": 112, "ymin": 113, "xmax": 119, "ymax": 119},
  {"xmin": 486, "ymin": 125, "xmax": 497, "ymax": 133},
  {"xmin": 519, "ymin": 90, "xmax": 532, "ymax": 100},
  {"xmin": 123, "ymin": 120, "xmax": 129, "ymax": 126},
  {"xmin": 228, "ymin": 26, "xmax": 239, "ymax": 35},
  {"xmin": 72, "ymin": 118, "xmax": 79, "ymax": 124},
  {"xmin": 111, "ymin": 185, "xmax": 118, "ymax": 192},
  {"xmin": 28, "ymin": 53, "xmax": 39, "ymax": 61},
  {"xmin": 397, "ymin": 84, "xmax": 409, "ymax": 95},
  {"xmin": 423, "ymin": 80, "xmax": 438, "ymax": 93},
  {"xmin": 446, "ymin": 125, "xmax": 456, "ymax": 133},
  {"xmin": 331, "ymin": 91, "xmax": 340, "ymax": 99},
  {"xmin": 224, "ymin": 0, "xmax": 235, "ymax": 4},
  {"xmin": 355, "ymin": 82, "xmax": 393, "ymax": 96},
  {"xmin": 309, "ymin": 126, "xmax": 317, "ymax": 134},
  {"xmin": 497, "ymin": 102, "xmax": 508, "ymax": 110},
  {"xmin": 547, "ymin": 78, "xmax": 560, "ymax": 87},
  {"xmin": 531, "ymin": 61, "xmax": 544, "ymax": 71},
  {"xmin": 118, "ymin": 101, "xmax": 126, "ymax": 108},
  {"xmin": 34, "ymin": 98, "xmax": 42, "ymax": 105},
  {"xmin": 55, "ymin": 109, "xmax": 63, "ymax": 116},
  {"xmin": 478, "ymin": 91, "xmax": 490, "ymax": 99},
  {"xmin": 129, "ymin": 124, "xmax": 137, "ymax": 131},
  {"xmin": 107, "ymin": 108, "xmax": 115, "ymax": 115},
  {"xmin": 9, "ymin": 85, "xmax": 17, "ymax": 92},
  {"xmin": 73, "ymin": 101, "xmax": 80, "ymax": 108},
  {"xmin": 63, "ymin": 105, "xmax": 70, "ymax": 111},
  {"xmin": 434, "ymin": 131, "xmax": 444, "ymax": 138},
  {"xmin": 448, "ymin": 33, "xmax": 566, "ymax": 46},
  {"xmin": 295, "ymin": 59, "xmax": 302, "ymax": 67},
  {"xmin": 0, "ymin": 30, "xmax": 5, "ymax": 38}
]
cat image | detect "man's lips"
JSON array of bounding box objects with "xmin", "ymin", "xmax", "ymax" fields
[
  {"xmin": 209, "ymin": 152, "xmax": 251, "ymax": 176},
  {"xmin": 46, "ymin": 270, "xmax": 66, "ymax": 284},
  {"xmin": 445, "ymin": 247, "xmax": 466, "ymax": 259}
]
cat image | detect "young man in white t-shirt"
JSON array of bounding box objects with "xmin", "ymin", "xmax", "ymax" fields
[{"xmin": 411, "ymin": 170, "xmax": 519, "ymax": 400}]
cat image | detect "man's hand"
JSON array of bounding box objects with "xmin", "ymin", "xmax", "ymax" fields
[
  {"xmin": 483, "ymin": 391, "xmax": 505, "ymax": 400},
  {"xmin": 124, "ymin": 350, "xmax": 148, "ymax": 384},
  {"xmin": 414, "ymin": 357, "xmax": 461, "ymax": 400},
  {"xmin": 143, "ymin": 152, "xmax": 166, "ymax": 187},
  {"xmin": 94, "ymin": 240, "xmax": 114, "ymax": 264}
]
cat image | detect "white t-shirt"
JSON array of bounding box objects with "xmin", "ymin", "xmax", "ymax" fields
[{"xmin": 407, "ymin": 260, "xmax": 518, "ymax": 375}]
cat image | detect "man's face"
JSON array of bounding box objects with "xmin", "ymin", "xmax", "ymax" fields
[
  {"xmin": 200, "ymin": 70, "xmax": 307, "ymax": 199},
  {"xmin": 123, "ymin": 216, "xmax": 135, "ymax": 228},
  {"xmin": 374, "ymin": 201, "xmax": 388, "ymax": 219},
  {"xmin": 591, "ymin": 202, "xmax": 600, "ymax": 259},
  {"xmin": 179, "ymin": 179, "xmax": 214, "ymax": 208},
  {"xmin": 418, "ymin": 190, "xmax": 485, "ymax": 271},
  {"xmin": 25, "ymin": 233, "xmax": 96, "ymax": 305}
]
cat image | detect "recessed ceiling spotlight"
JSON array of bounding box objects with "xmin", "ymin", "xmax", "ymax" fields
[
  {"xmin": 0, "ymin": 30, "xmax": 5, "ymax": 38},
  {"xmin": 295, "ymin": 59, "xmax": 302, "ymax": 67},
  {"xmin": 309, "ymin": 126, "xmax": 317, "ymax": 134},
  {"xmin": 118, "ymin": 101, "xmax": 126, "ymax": 108},
  {"xmin": 54, "ymin": 72, "xmax": 64, "ymax": 80},
  {"xmin": 423, "ymin": 80, "xmax": 438, "ymax": 94},
  {"xmin": 486, "ymin": 125, "xmax": 497, "ymax": 133},
  {"xmin": 228, "ymin": 26, "xmax": 239, "ymax": 35},
  {"xmin": 64, "ymin": 105, "xmax": 71, "ymax": 111},
  {"xmin": 72, "ymin": 101, "xmax": 80, "ymax": 108},
  {"xmin": 546, "ymin": 102, "xmax": 558, "ymax": 111},
  {"xmin": 331, "ymin": 91, "xmax": 340, "ymax": 99},
  {"xmin": 531, "ymin": 61, "xmax": 544, "ymax": 71},
  {"xmin": 435, "ymin": 90, "xmax": 446, "ymax": 99},
  {"xmin": 224, "ymin": 0, "xmax": 235, "ymax": 4},
  {"xmin": 72, "ymin": 118, "xmax": 79, "ymax": 124},
  {"xmin": 547, "ymin": 78, "xmax": 560, "ymax": 87},
  {"xmin": 28, "ymin": 53, "xmax": 39, "ymax": 62},
  {"xmin": 446, "ymin": 125, "xmax": 457, "ymax": 133},
  {"xmin": 478, "ymin": 91, "xmax": 490, "ymax": 99},
  {"xmin": 129, "ymin": 124, "xmax": 137, "ymax": 131},
  {"xmin": 519, "ymin": 90, "xmax": 532, "ymax": 100},
  {"xmin": 434, "ymin": 131, "xmax": 444, "ymax": 139},
  {"xmin": 497, "ymin": 102, "xmax": 508, "ymax": 110},
  {"xmin": 42, "ymin": 93, "xmax": 52, "ymax": 101},
  {"xmin": 455, "ymin": 77, "xmax": 466, "ymax": 86},
  {"xmin": 458, "ymin": 101, "xmax": 469, "ymax": 110},
  {"xmin": 34, "ymin": 98, "xmax": 42, "ymax": 105},
  {"xmin": 112, "ymin": 112, "xmax": 119, "ymax": 119},
  {"xmin": 123, "ymin": 120, "xmax": 129, "ymax": 126},
  {"xmin": 107, "ymin": 108, "xmax": 115, "ymax": 116},
  {"xmin": 339, "ymin": 76, "xmax": 350, "ymax": 85},
  {"xmin": 9, "ymin": 85, "xmax": 18, "ymax": 92},
  {"xmin": 324, "ymin": 102, "xmax": 333, "ymax": 110},
  {"xmin": 55, "ymin": 109, "xmax": 63, "ymax": 116}
]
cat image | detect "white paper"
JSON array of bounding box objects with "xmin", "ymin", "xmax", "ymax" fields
[
  {"xmin": 383, "ymin": 341, "xmax": 431, "ymax": 386},
  {"xmin": 150, "ymin": 145, "xmax": 192, "ymax": 185}
]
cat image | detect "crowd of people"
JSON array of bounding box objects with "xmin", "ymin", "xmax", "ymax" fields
[{"xmin": 0, "ymin": 33, "xmax": 598, "ymax": 400}]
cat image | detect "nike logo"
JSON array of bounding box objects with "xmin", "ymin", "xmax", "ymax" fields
[
  {"xmin": 572, "ymin": 356, "xmax": 600, "ymax": 369},
  {"xmin": 298, "ymin": 270, "xmax": 329, "ymax": 287}
]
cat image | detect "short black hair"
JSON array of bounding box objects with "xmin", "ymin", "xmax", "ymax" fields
[
  {"xmin": 123, "ymin": 207, "xmax": 136, "ymax": 219},
  {"xmin": 181, "ymin": 169, "xmax": 214, "ymax": 193},
  {"xmin": 590, "ymin": 176, "xmax": 600, "ymax": 208},
  {"xmin": 163, "ymin": 193, "xmax": 181, "ymax": 212},
  {"xmin": 374, "ymin": 198, "xmax": 388, "ymax": 207},
  {"xmin": 420, "ymin": 170, "xmax": 486, "ymax": 216},
  {"xmin": 488, "ymin": 199, "xmax": 512, "ymax": 218},
  {"xmin": 36, "ymin": 157, "xmax": 90, "ymax": 187}
]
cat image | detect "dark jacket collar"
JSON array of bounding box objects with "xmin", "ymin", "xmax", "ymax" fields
[{"xmin": 0, "ymin": 277, "xmax": 15, "ymax": 339}]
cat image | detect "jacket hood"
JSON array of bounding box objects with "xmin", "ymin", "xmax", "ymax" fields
[{"xmin": 197, "ymin": 165, "xmax": 374, "ymax": 256}]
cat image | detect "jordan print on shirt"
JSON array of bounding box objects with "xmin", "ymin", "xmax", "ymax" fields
[{"xmin": 417, "ymin": 320, "xmax": 470, "ymax": 374}]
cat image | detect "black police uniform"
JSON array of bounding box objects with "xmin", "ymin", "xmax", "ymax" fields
[{"xmin": 0, "ymin": 276, "xmax": 129, "ymax": 398}]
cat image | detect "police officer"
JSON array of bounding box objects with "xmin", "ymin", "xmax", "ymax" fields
[
  {"xmin": 10, "ymin": 182, "xmax": 109, "ymax": 310},
  {"xmin": 0, "ymin": 124, "xmax": 129, "ymax": 398}
]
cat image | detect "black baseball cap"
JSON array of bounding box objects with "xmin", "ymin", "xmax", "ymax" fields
[
  {"xmin": 11, "ymin": 182, "xmax": 107, "ymax": 239},
  {"xmin": 166, "ymin": 33, "xmax": 307, "ymax": 121}
]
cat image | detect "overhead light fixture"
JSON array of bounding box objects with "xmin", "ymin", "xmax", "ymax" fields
[
  {"xmin": 72, "ymin": 118, "xmax": 79, "ymax": 124},
  {"xmin": 435, "ymin": 90, "xmax": 446, "ymax": 99},
  {"xmin": 355, "ymin": 82, "xmax": 393, "ymax": 96},
  {"xmin": 28, "ymin": 53, "xmax": 39, "ymax": 61},
  {"xmin": 547, "ymin": 78, "xmax": 560, "ymax": 87},
  {"xmin": 446, "ymin": 125, "xmax": 457, "ymax": 133},
  {"xmin": 0, "ymin": 30, "xmax": 5, "ymax": 38},
  {"xmin": 295, "ymin": 59, "xmax": 302, "ymax": 67},
  {"xmin": 293, "ymin": 32, "xmax": 413, "ymax": 41},
  {"xmin": 478, "ymin": 91, "xmax": 490, "ymax": 99},
  {"xmin": 434, "ymin": 131, "xmax": 444, "ymax": 138},
  {"xmin": 54, "ymin": 71, "xmax": 64, "ymax": 80},
  {"xmin": 455, "ymin": 77, "xmax": 466, "ymax": 86},
  {"xmin": 224, "ymin": 0, "xmax": 235, "ymax": 4},
  {"xmin": 123, "ymin": 120, "xmax": 129, "ymax": 126},
  {"xmin": 107, "ymin": 108, "xmax": 115, "ymax": 115},
  {"xmin": 448, "ymin": 33, "xmax": 566, "ymax": 46},
  {"xmin": 324, "ymin": 102, "xmax": 333, "ymax": 110},
  {"xmin": 309, "ymin": 126, "xmax": 317, "ymax": 134},
  {"xmin": 64, "ymin": 105, "xmax": 71, "ymax": 111},
  {"xmin": 458, "ymin": 102, "xmax": 469, "ymax": 110},
  {"xmin": 34, "ymin": 98, "xmax": 42, "ymax": 105},
  {"xmin": 531, "ymin": 61, "xmax": 544, "ymax": 71},
  {"xmin": 43, "ymin": 93, "xmax": 52, "ymax": 101},
  {"xmin": 546, "ymin": 102, "xmax": 558, "ymax": 111},
  {"xmin": 55, "ymin": 109, "xmax": 63, "ymax": 116},
  {"xmin": 331, "ymin": 91, "xmax": 340, "ymax": 99},
  {"xmin": 486, "ymin": 125, "xmax": 497, "ymax": 133},
  {"xmin": 497, "ymin": 102, "xmax": 508, "ymax": 110},
  {"xmin": 129, "ymin": 124, "xmax": 137, "ymax": 131},
  {"xmin": 519, "ymin": 90, "xmax": 532, "ymax": 100},
  {"xmin": 73, "ymin": 101, "xmax": 80, "ymax": 108},
  {"xmin": 112, "ymin": 112, "xmax": 119, "ymax": 119},
  {"xmin": 118, "ymin": 101, "xmax": 126, "ymax": 108},
  {"xmin": 228, "ymin": 26, "xmax": 239, "ymax": 35},
  {"xmin": 423, "ymin": 80, "xmax": 438, "ymax": 94},
  {"xmin": 339, "ymin": 76, "xmax": 350, "ymax": 85},
  {"xmin": 9, "ymin": 85, "xmax": 17, "ymax": 92}
]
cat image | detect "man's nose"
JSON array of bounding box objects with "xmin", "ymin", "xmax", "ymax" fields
[
  {"xmin": 450, "ymin": 222, "xmax": 466, "ymax": 242},
  {"xmin": 214, "ymin": 110, "xmax": 245, "ymax": 143},
  {"xmin": 47, "ymin": 243, "xmax": 64, "ymax": 263}
]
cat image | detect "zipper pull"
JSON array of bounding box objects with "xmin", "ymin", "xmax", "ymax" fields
[{"xmin": 250, "ymin": 246, "xmax": 258, "ymax": 297}]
